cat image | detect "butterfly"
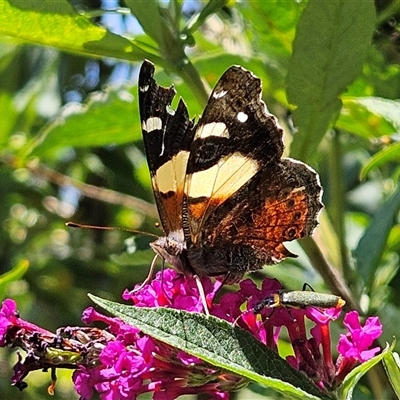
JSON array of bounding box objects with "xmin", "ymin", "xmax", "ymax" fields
[{"xmin": 138, "ymin": 60, "xmax": 322, "ymax": 284}]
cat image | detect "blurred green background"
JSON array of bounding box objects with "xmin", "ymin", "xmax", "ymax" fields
[{"xmin": 1, "ymin": 0, "xmax": 400, "ymax": 398}]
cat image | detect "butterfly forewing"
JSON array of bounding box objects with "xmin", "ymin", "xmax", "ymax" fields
[
  {"xmin": 138, "ymin": 61, "xmax": 195, "ymax": 234},
  {"xmin": 184, "ymin": 66, "xmax": 285, "ymax": 243}
]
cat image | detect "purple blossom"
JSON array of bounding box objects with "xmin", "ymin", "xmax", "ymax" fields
[
  {"xmin": 338, "ymin": 311, "xmax": 382, "ymax": 361},
  {"xmin": 123, "ymin": 268, "xmax": 221, "ymax": 312},
  {"xmin": 0, "ymin": 299, "xmax": 18, "ymax": 346},
  {"xmin": 0, "ymin": 298, "xmax": 53, "ymax": 346},
  {"xmin": 334, "ymin": 311, "xmax": 383, "ymax": 384},
  {"xmin": 73, "ymin": 271, "xmax": 246, "ymax": 400},
  {"xmin": 0, "ymin": 269, "xmax": 383, "ymax": 398}
]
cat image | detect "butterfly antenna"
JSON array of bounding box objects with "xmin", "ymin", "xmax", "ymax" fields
[{"xmin": 66, "ymin": 222, "xmax": 158, "ymax": 238}]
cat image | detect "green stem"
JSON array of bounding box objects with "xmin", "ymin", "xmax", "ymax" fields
[
  {"xmin": 177, "ymin": 60, "xmax": 209, "ymax": 107},
  {"xmin": 300, "ymin": 237, "xmax": 359, "ymax": 312},
  {"xmin": 328, "ymin": 131, "xmax": 351, "ymax": 275},
  {"xmin": 158, "ymin": 46, "xmax": 208, "ymax": 107}
]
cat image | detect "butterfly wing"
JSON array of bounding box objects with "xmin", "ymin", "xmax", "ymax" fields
[
  {"xmin": 186, "ymin": 159, "xmax": 322, "ymax": 283},
  {"xmin": 138, "ymin": 61, "xmax": 195, "ymax": 234},
  {"xmin": 184, "ymin": 66, "xmax": 285, "ymax": 244},
  {"xmin": 181, "ymin": 67, "xmax": 322, "ymax": 282}
]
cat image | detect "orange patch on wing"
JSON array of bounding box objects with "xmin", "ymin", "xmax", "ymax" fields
[
  {"xmin": 188, "ymin": 201, "xmax": 207, "ymax": 220},
  {"xmin": 159, "ymin": 189, "xmax": 184, "ymax": 231},
  {"xmin": 213, "ymin": 188, "xmax": 311, "ymax": 263},
  {"xmin": 188, "ymin": 195, "xmax": 230, "ymax": 220},
  {"xmin": 260, "ymin": 190, "xmax": 309, "ymax": 232},
  {"xmin": 248, "ymin": 190, "xmax": 310, "ymax": 245}
]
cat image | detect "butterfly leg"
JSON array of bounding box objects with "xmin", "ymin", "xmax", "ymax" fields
[
  {"xmin": 133, "ymin": 254, "xmax": 160, "ymax": 292},
  {"xmin": 194, "ymin": 275, "xmax": 210, "ymax": 317}
]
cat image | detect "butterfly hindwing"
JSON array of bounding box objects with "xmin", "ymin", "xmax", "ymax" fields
[{"xmin": 185, "ymin": 159, "xmax": 322, "ymax": 283}]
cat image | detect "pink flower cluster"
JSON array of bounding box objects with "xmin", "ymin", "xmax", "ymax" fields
[
  {"xmin": 73, "ymin": 269, "xmax": 245, "ymax": 399},
  {"xmin": 0, "ymin": 268, "xmax": 383, "ymax": 399}
]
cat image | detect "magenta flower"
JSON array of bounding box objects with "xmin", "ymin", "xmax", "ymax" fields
[
  {"xmin": 123, "ymin": 267, "xmax": 222, "ymax": 312},
  {"xmin": 0, "ymin": 299, "xmax": 19, "ymax": 346},
  {"xmin": 0, "ymin": 298, "xmax": 53, "ymax": 344},
  {"xmin": 334, "ymin": 311, "xmax": 383, "ymax": 384},
  {"xmin": 338, "ymin": 311, "xmax": 382, "ymax": 361},
  {"xmin": 73, "ymin": 271, "xmax": 248, "ymax": 400},
  {"xmin": 0, "ymin": 269, "xmax": 383, "ymax": 398}
]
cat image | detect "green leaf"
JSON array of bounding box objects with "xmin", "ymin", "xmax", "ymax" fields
[
  {"xmin": 344, "ymin": 98, "xmax": 400, "ymax": 178},
  {"xmin": 240, "ymin": 0, "xmax": 303, "ymax": 62},
  {"xmin": 0, "ymin": 259, "xmax": 29, "ymax": 299},
  {"xmin": 353, "ymin": 187, "xmax": 400, "ymax": 290},
  {"xmin": 184, "ymin": 0, "xmax": 229, "ymax": 36},
  {"xmin": 337, "ymin": 98, "xmax": 396, "ymax": 140},
  {"xmin": 383, "ymin": 350, "xmax": 400, "ymax": 398},
  {"xmin": 338, "ymin": 344, "xmax": 390, "ymax": 400},
  {"xmin": 349, "ymin": 97, "xmax": 400, "ymax": 132},
  {"xmin": 360, "ymin": 143, "xmax": 400, "ymax": 180},
  {"xmin": 28, "ymin": 88, "xmax": 140, "ymax": 158},
  {"xmin": 124, "ymin": 0, "xmax": 163, "ymax": 45},
  {"xmin": 287, "ymin": 0, "xmax": 376, "ymax": 161},
  {"xmin": 89, "ymin": 295, "xmax": 331, "ymax": 400},
  {"xmin": 0, "ymin": 0, "xmax": 150, "ymax": 61},
  {"xmin": 0, "ymin": 92, "xmax": 18, "ymax": 146}
]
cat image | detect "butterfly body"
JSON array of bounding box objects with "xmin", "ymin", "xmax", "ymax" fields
[{"xmin": 138, "ymin": 60, "xmax": 323, "ymax": 284}]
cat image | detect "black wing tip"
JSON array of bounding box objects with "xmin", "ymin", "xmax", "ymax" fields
[
  {"xmin": 139, "ymin": 60, "xmax": 155, "ymax": 89},
  {"xmin": 220, "ymin": 64, "xmax": 260, "ymax": 83},
  {"xmin": 141, "ymin": 59, "xmax": 154, "ymax": 73},
  {"xmin": 138, "ymin": 60, "xmax": 177, "ymax": 97}
]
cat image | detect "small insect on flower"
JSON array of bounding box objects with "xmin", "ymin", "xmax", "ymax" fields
[{"xmin": 252, "ymin": 285, "xmax": 345, "ymax": 314}]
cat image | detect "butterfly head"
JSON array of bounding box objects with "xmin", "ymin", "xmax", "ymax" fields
[{"xmin": 150, "ymin": 230, "xmax": 194, "ymax": 276}]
